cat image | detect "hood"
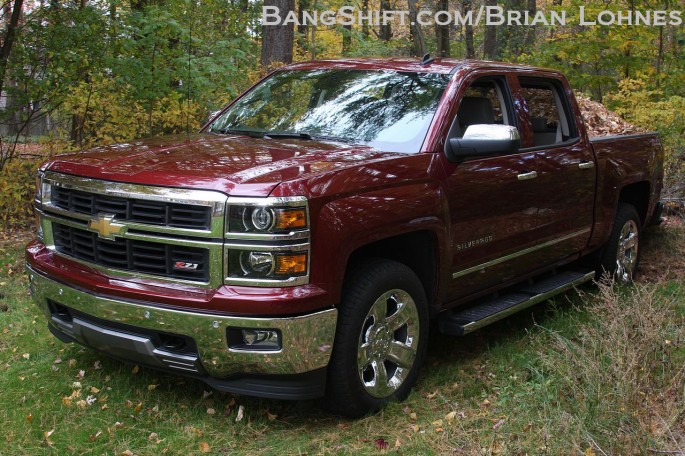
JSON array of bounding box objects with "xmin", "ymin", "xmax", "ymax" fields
[{"xmin": 43, "ymin": 134, "xmax": 405, "ymax": 197}]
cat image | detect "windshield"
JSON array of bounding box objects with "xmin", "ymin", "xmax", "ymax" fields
[{"xmin": 208, "ymin": 69, "xmax": 450, "ymax": 154}]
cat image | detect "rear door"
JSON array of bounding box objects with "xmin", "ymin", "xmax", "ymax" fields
[
  {"xmin": 442, "ymin": 75, "xmax": 541, "ymax": 299},
  {"xmin": 513, "ymin": 76, "xmax": 596, "ymax": 264}
]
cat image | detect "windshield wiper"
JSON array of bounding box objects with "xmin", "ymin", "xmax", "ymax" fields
[
  {"xmin": 215, "ymin": 128, "xmax": 266, "ymax": 138},
  {"xmin": 264, "ymin": 131, "xmax": 313, "ymax": 140}
]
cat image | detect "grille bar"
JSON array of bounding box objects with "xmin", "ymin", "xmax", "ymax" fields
[
  {"xmin": 52, "ymin": 186, "xmax": 211, "ymax": 230},
  {"xmin": 52, "ymin": 223, "xmax": 209, "ymax": 282}
]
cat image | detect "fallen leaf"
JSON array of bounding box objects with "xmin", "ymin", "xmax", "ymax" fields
[
  {"xmin": 131, "ymin": 365, "xmax": 140, "ymax": 375},
  {"xmin": 492, "ymin": 418, "xmax": 506, "ymax": 430},
  {"xmin": 93, "ymin": 360, "xmax": 102, "ymax": 369},
  {"xmin": 523, "ymin": 423, "xmax": 532, "ymax": 432},
  {"xmin": 337, "ymin": 422, "xmax": 350, "ymax": 430},
  {"xmin": 86, "ymin": 395, "xmax": 97, "ymax": 406},
  {"xmin": 206, "ymin": 408, "xmax": 215, "ymax": 415},
  {"xmin": 148, "ymin": 432, "xmax": 159, "ymax": 442},
  {"xmin": 26, "ymin": 413, "xmax": 33, "ymax": 423},
  {"xmin": 410, "ymin": 424, "xmax": 420, "ymax": 433},
  {"xmin": 147, "ymin": 384, "xmax": 159, "ymax": 391},
  {"xmin": 90, "ymin": 387, "xmax": 100, "ymax": 394},
  {"xmin": 68, "ymin": 359, "xmax": 76, "ymax": 367},
  {"xmin": 121, "ymin": 451, "xmax": 133, "ymax": 456},
  {"xmin": 54, "ymin": 358, "xmax": 62, "ymax": 364},
  {"xmin": 101, "ymin": 404, "xmax": 109, "ymax": 411},
  {"xmin": 22, "ymin": 353, "xmax": 30, "ymax": 360},
  {"xmin": 114, "ymin": 421, "xmax": 124, "ymax": 429},
  {"xmin": 235, "ymin": 405, "xmax": 244, "ymax": 422},
  {"xmin": 202, "ymin": 390, "xmax": 213, "ymax": 399},
  {"xmin": 124, "ymin": 400, "xmax": 133, "ymax": 408},
  {"xmin": 445, "ymin": 411, "xmax": 457, "ymax": 424},
  {"xmin": 199, "ymin": 442, "xmax": 211, "ymax": 453},
  {"xmin": 267, "ymin": 411, "xmax": 277, "ymax": 421},
  {"xmin": 72, "ymin": 381, "xmax": 82, "ymax": 389},
  {"xmin": 88, "ymin": 430, "xmax": 102, "ymax": 442},
  {"xmin": 395, "ymin": 438, "xmax": 402, "ymax": 449},
  {"xmin": 409, "ymin": 412, "xmax": 417, "ymax": 421},
  {"xmin": 133, "ymin": 402, "xmax": 142, "ymax": 414},
  {"xmin": 76, "ymin": 400, "xmax": 87, "ymax": 409},
  {"xmin": 584, "ymin": 449, "xmax": 597, "ymax": 456},
  {"xmin": 77, "ymin": 370, "xmax": 85, "ymax": 379},
  {"xmin": 481, "ymin": 399, "xmax": 491, "ymax": 407},
  {"xmin": 44, "ymin": 429, "xmax": 55, "ymax": 446},
  {"xmin": 435, "ymin": 427, "xmax": 444, "ymax": 433},
  {"xmin": 432, "ymin": 419, "xmax": 443, "ymax": 427},
  {"xmin": 374, "ymin": 438, "xmax": 389, "ymax": 450}
]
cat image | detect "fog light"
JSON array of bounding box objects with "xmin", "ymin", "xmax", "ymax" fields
[{"xmin": 227, "ymin": 328, "xmax": 281, "ymax": 351}]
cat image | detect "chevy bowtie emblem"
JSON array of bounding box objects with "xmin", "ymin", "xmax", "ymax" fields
[{"xmin": 89, "ymin": 214, "xmax": 127, "ymax": 240}]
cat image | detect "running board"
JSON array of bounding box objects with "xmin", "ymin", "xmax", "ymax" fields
[{"xmin": 438, "ymin": 270, "xmax": 595, "ymax": 336}]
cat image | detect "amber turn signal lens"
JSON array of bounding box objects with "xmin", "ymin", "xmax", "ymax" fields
[
  {"xmin": 274, "ymin": 254, "xmax": 307, "ymax": 275},
  {"xmin": 274, "ymin": 208, "xmax": 307, "ymax": 230}
]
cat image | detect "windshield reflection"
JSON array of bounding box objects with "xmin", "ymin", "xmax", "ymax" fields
[{"xmin": 209, "ymin": 69, "xmax": 449, "ymax": 154}]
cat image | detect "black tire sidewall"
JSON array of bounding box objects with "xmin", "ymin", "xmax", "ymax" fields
[
  {"xmin": 324, "ymin": 259, "xmax": 429, "ymax": 418},
  {"xmin": 599, "ymin": 203, "xmax": 641, "ymax": 282}
]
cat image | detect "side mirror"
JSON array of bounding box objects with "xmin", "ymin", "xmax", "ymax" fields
[{"xmin": 445, "ymin": 124, "xmax": 521, "ymax": 162}]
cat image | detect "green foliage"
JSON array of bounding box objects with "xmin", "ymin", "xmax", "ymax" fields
[{"xmin": 0, "ymin": 159, "xmax": 38, "ymax": 229}]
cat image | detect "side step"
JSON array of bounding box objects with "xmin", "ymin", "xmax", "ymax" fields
[{"xmin": 438, "ymin": 270, "xmax": 595, "ymax": 336}]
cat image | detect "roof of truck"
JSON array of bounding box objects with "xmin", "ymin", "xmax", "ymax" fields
[{"xmin": 283, "ymin": 58, "xmax": 560, "ymax": 76}]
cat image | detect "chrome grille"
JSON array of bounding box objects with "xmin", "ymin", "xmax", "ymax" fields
[
  {"xmin": 38, "ymin": 172, "xmax": 227, "ymax": 287},
  {"xmin": 52, "ymin": 223, "xmax": 210, "ymax": 281},
  {"xmin": 52, "ymin": 185, "xmax": 211, "ymax": 230}
]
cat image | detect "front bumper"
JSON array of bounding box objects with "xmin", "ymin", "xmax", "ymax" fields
[{"xmin": 27, "ymin": 266, "xmax": 338, "ymax": 399}]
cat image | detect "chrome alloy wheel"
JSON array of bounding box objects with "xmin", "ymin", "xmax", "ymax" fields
[
  {"xmin": 357, "ymin": 289, "xmax": 420, "ymax": 398},
  {"xmin": 615, "ymin": 219, "xmax": 639, "ymax": 282}
]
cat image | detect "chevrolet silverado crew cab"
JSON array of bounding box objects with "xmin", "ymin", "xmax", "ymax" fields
[{"xmin": 27, "ymin": 58, "xmax": 664, "ymax": 417}]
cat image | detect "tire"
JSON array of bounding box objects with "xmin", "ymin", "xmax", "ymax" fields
[
  {"xmin": 598, "ymin": 203, "xmax": 641, "ymax": 283},
  {"xmin": 324, "ymin": 259, "xmax": 429, "ymax": 418}
]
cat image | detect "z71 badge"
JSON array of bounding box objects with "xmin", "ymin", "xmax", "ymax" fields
[{"xmin": 173, "ymin": 262, "xmax": 199, "ymax": 270}]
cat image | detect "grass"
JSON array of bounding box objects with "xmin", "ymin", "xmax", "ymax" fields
[{"xmin": 1, "ymin": 222, "xmax": 684, "ymax": 455}]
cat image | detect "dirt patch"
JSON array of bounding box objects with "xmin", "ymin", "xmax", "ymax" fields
[{"xmin": 638, "ymin": 217, "xmax": 685, "ymax": 284}]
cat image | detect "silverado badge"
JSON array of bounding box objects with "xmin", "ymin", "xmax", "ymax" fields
[{"xmin": 88, "ymin": 214, "xmax": 127, "ymax": 240}]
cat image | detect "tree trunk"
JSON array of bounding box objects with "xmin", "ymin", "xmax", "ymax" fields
[
  {"xmin": 342, "ymin": 24, "xmax": 352, "ymax": 54},
  {"xmin": 361, "ymin": 0, "xmax": 369, "ymax": 37},
  {"xmin": 0, "ymin": 0, "xmax": 24, "ymax": 99},
  {"xmin": 435, "ymin": 0, "xmax": 450, "ymax": 57},
  {"xmin": 461, "ymin": 0, "xmax": 475, "ymax": 58},
  {"xmin": 482, "ymin": 0, "xmax": 497, "ymax": 59},
  {"xmin": 379, "ymin": 0, "xmax": 392, "ymax": 41},
  {"xmin": 297, "ymin": 0, "xmax": 309, "ymax": 51},
  {"xmin": 408, "ymin": 0, "xmax": 425, "ymax": 57},
  {"xmin": 523, "ymin": 0, "xmax": 536, "ymax": 50},
  {"xmin": 261, "ymin": 0, "xmax": 295, "ymax": 67}
]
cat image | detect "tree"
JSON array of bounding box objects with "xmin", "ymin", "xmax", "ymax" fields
[
  {"xmin": 408, "ymin": 0, "xmax": 425, "ymax": 56},
  {"xmin": 0, "ymin": 0, "xmax": 24, "ymax": 98},
  {"xmin": 435, "ymin": 0, "xmax": 449, "ymax": 57},
  {"xmin": 261, "ymin": 0, "xmax": 294, "ymax": 67},
  {"xmin": 482, "ymin": 0, "xmax": 497, "ymax": 59}
]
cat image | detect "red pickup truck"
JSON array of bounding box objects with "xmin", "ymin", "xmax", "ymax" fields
[{"xmin": 26, "ymin": 58, "xmax": 664, "ymax": 417}]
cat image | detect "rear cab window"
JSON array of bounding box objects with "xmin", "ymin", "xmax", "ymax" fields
[{"xmin": 517, "ymin": 77, "xmax": 579, "ymax": 149}]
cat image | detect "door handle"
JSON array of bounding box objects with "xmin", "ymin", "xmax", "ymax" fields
[
  {"xmin": 517, "ymin": 171, "xmax": 538, "ymax": 181},
  {"xmin": 578, "ymin": 161, "xmax": 595, "ymax": 170}
]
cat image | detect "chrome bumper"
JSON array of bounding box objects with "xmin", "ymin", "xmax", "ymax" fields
[{"xmin": 27, "ymin": 267, "xmax": 337, "ymax": 380}]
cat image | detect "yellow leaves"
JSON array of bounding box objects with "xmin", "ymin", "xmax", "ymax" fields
[
  {"xmin": 89, "ymin": 386, "xmax": 100, "ymax": 394},
  {"xmin": 22, "ymin": 353, "xmax": 29, "ymax": 360},
  {"xmin": 199, "ymin": 442, "xmax": 212, "ymax": 453},
  {"xmin": 133, "ymin": 402, "xmax": 143, "ymax": 414},
  {"xmin": 266, "ymin": 411, "xmax": 277, "ymax": 421},
  {"xmin": 25, "ymin": 413, "xmax": 33, "ymax": 423},
  {"xmin": 584, "ymin": 448, "xmax": 597, "ymax": 456},
  {"xmin": 147, "ymin": 384, "xmax": 159, "ymax": 391},
  {"xmin": 131, "ymin": 365, "xmax": 140, "ymax": 375}
]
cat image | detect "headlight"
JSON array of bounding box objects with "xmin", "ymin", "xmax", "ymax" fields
[{"xmin": 224, "ymin": 197, "xmax": 310, "ymax": 286}]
